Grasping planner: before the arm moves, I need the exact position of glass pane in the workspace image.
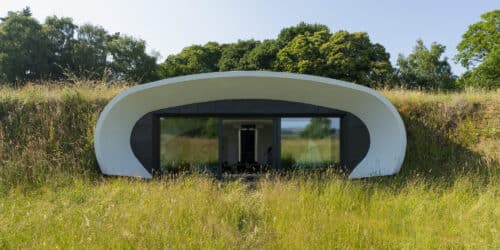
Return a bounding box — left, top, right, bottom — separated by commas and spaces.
160, 117, 218, 173
281, 117, 340, 169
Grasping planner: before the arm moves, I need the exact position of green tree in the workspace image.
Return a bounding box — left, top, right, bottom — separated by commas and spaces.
71, 24, 109, 79
0, 7, 163, 83
274, 30, 329, 74
239, 39, 279, 70
107, 35, 159, 82
217, 39, 259, 71
275, 30, 393, 86
321, 31, 393, 86
455, 10, 499, 88
458, 48, 499, 88
159, 42, 222, 77
0, 8, 51, 83
43, 16, 78, 79
397, 39, 456, 89
276, 22, 330, 47
300, 118, 332, 139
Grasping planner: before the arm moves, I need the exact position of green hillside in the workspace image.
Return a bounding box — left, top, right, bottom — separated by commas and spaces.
0, 84, 498, 248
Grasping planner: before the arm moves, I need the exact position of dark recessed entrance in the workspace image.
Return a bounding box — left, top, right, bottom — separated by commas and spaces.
239, 128, 256, 163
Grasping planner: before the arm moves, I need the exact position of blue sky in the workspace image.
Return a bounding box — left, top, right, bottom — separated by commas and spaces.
1, 1, 498, 75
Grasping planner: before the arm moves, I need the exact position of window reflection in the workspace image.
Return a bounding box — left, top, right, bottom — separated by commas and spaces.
160, 117, 218, 172
281, 117, 340, 169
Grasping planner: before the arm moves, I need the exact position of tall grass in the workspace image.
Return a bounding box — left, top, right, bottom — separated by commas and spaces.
0, 83, 498, 248
0, 175, 497, 248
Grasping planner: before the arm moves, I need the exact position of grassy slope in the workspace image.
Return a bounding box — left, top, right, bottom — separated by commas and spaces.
0, 84, 498, 248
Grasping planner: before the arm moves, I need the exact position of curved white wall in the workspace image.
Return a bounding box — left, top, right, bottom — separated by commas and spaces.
94, 71, 406, 179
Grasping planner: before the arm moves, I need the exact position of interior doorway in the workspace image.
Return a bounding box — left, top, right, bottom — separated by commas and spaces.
239, 127, 257, 163
221, 118, 274, 173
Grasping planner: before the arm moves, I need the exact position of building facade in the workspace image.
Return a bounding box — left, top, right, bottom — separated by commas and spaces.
94, 71, 406, 179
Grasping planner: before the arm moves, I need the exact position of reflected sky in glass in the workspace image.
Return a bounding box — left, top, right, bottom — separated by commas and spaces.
281, 118, 340, 129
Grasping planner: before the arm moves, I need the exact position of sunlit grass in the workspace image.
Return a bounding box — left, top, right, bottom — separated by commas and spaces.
0, 174, 497, 249
0, 81, 126, 102
380, 86, 500, 105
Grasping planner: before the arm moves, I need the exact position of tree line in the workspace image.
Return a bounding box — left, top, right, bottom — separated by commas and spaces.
0, 7, 498, 89
0, 7, 158, 83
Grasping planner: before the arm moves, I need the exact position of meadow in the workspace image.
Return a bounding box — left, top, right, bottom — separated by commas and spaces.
0, 83, 498, 249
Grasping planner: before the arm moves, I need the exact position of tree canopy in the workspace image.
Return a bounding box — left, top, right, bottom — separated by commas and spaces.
160, 25, 394, 88
320, 31, 393, 86
300, 118, 333, 139
276, 22, 330, 47
275, 30, 330, 75
0, 7, 159, 84
0, 8, 51, 82
217, 39, 260, 71
397, 40, 456, 89
43, 15, 78, 79
158, 42, 222, 78
455, 10, 499, 88
239, 39, 279, 70
107, 35, 158, 82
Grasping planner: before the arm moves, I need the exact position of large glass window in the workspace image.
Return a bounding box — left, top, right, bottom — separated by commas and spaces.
281, 117, 340, 169
160, 117, 218, 173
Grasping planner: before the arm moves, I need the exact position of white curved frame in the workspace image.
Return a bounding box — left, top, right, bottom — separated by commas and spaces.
94, 71, 406, 179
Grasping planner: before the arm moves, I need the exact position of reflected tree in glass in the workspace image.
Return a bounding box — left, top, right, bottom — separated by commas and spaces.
281, 117, 340, 169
